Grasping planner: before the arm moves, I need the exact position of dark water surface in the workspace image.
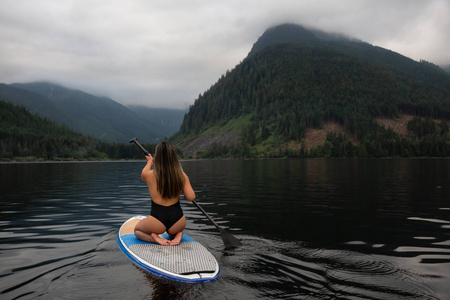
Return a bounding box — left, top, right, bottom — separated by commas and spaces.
1, 159, 449, 299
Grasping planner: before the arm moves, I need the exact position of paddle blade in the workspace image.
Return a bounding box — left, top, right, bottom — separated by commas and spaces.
219, 227, 242, 248
191, 201, 242, 248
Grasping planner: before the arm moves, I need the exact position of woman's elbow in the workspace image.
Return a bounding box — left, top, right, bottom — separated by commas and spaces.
184, 192, 196, 202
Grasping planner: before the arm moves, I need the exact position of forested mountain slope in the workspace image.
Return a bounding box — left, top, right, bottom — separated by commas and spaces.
0, 83, 184, 143
0, 100, 106, 160
6, 82, 159, 143
173, 24, 450, 158
0, 100, 155, 161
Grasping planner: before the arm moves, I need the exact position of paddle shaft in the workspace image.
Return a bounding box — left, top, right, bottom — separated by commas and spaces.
191, 200, 222, 230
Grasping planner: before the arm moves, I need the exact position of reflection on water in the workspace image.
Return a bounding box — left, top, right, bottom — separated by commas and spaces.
0, 159, 449, 299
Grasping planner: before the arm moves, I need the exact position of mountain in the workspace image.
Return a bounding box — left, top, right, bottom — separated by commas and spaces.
443, 65, 450, 74
0, 82, 183, 143
248, 24, 450, 90
0, 83, 69, 121
127, 105, 186, 139
0, 99, 105, 160
173, 23, 450, 158
9, 82, 158, 143
248, 23, 355, 56
0, 99, 158, 161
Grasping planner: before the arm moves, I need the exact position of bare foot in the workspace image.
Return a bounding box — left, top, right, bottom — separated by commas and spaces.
151, 233, 171, 246
169, 232, 183, 246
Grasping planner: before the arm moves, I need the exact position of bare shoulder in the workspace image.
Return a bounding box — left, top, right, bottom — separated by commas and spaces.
142, 169, 155, 181
183, 172, 191, 181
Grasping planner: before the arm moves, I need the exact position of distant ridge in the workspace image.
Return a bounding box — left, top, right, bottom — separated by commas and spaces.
127, 105, 186, 139
0, 82, 185, 143
0, 99, 158, 161
443, 65, 450, 74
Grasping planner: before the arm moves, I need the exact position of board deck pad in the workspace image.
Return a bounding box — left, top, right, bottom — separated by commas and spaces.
117, 216, 220, 282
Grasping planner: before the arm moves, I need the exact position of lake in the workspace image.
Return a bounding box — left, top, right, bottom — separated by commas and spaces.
0, 159, 449, 299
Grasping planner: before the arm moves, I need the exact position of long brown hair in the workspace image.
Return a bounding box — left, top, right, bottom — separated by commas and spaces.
153, 141, 184, 199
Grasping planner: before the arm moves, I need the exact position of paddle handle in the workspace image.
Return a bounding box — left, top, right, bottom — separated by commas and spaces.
129, 137, 150, 156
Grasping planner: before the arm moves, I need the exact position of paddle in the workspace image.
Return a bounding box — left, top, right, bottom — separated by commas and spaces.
190, 200, 242, 248
129, 138, 242, 248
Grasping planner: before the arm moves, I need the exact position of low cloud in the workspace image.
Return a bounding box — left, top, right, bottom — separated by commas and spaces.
1, 0, 448, 108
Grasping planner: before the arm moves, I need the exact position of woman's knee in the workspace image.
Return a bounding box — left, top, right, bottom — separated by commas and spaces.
134, 222, 148, 235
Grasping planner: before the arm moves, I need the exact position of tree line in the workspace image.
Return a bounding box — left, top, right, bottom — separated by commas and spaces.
194, 117, 449, 159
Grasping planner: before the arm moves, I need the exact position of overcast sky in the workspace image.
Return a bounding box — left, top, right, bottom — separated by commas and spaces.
1, 0, 449, 109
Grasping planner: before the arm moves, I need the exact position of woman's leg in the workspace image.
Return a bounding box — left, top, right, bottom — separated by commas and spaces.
134, 216, 170, 246
167, 215, 186, 246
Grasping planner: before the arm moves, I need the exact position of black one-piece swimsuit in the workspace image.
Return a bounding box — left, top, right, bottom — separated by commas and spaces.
150, 200, 183, 230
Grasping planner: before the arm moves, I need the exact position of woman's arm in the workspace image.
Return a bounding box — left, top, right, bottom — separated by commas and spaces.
141, 154, 153, 181
182, 172, 196, 201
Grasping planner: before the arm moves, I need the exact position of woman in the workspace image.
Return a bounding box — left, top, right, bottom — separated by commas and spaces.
134, 141, 195, 246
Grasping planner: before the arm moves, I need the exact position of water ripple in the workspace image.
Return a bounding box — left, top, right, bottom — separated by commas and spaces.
221, 238, 441, 300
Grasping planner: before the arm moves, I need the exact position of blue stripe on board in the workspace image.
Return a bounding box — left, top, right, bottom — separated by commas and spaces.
120, 232, 197, 247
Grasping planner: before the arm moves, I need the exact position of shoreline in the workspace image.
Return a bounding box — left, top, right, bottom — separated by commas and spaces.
1, 156, 449, 165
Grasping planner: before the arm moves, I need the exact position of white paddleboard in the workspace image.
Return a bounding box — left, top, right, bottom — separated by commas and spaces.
117, 216, 220, 282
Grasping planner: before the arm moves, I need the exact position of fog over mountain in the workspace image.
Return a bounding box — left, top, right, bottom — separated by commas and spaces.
1, 1, 448, 108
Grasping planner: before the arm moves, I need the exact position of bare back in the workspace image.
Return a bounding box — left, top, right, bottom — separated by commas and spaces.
142, 169, 195, 206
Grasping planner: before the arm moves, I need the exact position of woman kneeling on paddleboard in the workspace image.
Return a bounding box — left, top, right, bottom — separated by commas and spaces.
135, 141, 195, 246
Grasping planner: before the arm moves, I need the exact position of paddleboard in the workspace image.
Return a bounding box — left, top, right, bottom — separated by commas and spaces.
117, 216, 220, 282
